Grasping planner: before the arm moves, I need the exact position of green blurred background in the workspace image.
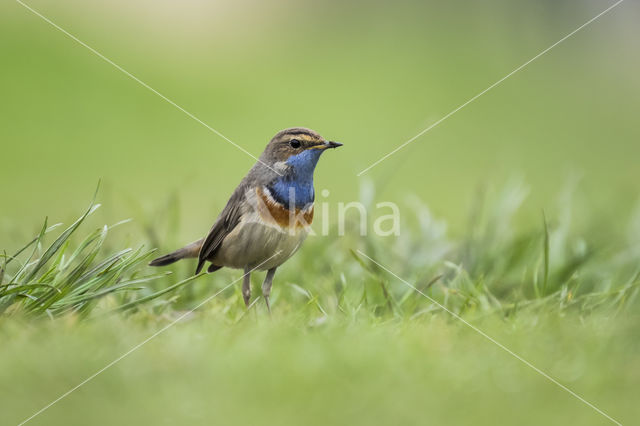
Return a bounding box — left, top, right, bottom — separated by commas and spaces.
1, 0, 638, 245
1, 1, 639, 425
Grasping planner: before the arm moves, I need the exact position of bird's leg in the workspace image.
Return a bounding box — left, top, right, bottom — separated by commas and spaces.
242, 267, 251, 308
261, 267, 277, 313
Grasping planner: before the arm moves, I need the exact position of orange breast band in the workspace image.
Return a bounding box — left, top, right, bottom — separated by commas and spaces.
256, 187, 314, 229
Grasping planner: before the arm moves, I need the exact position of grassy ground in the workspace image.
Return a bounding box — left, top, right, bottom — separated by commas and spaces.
2, 314, 638, 426
1, 185, 639, 425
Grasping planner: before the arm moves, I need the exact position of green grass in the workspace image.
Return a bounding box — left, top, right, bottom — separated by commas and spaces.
1, 184, 639, 425
0, 196, 211, 319
0, 195, 160, 318
3, 183, 637, 321
2, 309, 639, 425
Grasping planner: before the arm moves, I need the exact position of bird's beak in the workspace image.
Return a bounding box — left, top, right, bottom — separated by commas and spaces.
311, 140, 343, 150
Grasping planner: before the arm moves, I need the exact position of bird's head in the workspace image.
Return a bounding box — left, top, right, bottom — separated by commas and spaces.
260, 127, 342, 177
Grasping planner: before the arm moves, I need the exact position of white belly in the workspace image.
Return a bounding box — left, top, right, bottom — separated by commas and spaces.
211, 218, 309, 271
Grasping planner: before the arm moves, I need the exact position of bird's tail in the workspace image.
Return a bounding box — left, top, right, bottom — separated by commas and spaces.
149, 239, 203, 267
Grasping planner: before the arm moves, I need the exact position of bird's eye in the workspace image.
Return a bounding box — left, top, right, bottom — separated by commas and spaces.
289, 139, 301, 149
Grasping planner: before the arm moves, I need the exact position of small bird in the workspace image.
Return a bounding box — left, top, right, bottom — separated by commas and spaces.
149, 127, 342, 311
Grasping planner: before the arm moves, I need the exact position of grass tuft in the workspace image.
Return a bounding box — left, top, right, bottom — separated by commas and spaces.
0, 198, 164, 318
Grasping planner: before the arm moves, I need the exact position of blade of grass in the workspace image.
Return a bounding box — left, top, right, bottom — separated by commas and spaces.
0, 283, 61, 296
5, 222, 62, 266
110, 273, 207, 314
11, 218, 48, 284
542, 211, 550, 296
23, 203, 100, 283
61, 272, 171, 305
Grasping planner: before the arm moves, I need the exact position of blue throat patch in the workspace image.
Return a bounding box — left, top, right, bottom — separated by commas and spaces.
268, 149, 324, 208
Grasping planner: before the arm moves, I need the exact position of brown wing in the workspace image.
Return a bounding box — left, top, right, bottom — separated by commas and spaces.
195, 186, 247, 274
